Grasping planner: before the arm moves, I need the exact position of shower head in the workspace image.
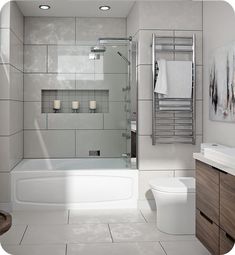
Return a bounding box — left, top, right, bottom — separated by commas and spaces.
117, 51, 130, 65
90, 45, 106, 53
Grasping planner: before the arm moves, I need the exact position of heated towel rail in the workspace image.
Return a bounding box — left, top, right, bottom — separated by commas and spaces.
151, 34, 196, 145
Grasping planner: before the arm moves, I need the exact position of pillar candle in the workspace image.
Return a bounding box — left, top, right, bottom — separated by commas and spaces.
72, 101, 79, 110
89, 100, 97, 110
53, 100, 61, 110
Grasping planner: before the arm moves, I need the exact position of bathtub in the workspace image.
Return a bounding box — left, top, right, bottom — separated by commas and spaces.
11, 159, 138, 210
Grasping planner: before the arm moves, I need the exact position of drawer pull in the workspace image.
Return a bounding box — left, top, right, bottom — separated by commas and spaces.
200, 211, 213, 224
226, 233, 235, 243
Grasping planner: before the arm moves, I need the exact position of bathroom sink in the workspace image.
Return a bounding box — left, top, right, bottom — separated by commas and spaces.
204, 147, 235, 169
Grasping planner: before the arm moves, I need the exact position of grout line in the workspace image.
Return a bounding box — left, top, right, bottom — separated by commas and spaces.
107, 224, 114, 243
19, 225, 28, 245
159, 241, 168, 255
65, 243, 68, 255
67, 210, 70, 224
0, 130, 23, 138
139, 209, 148, 223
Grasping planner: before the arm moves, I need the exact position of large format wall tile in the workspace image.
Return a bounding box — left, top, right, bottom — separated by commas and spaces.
0, 101, 23, 136
76, 130, 126, 157
0, 2, 24, 42
76, 18, 126, 44
24, 102, 47, 130
24, 130, 76, 158
0, 136, 10, 171
24, 45, 47, 73
104, 102, 126, 129
48, 114, 103, 130
9, 2, 24, 42
25, 17, 75, 45
76, 74, 127, 101
9, 131, 23, 167
138, 135, 202, 170
9, 101, 23, 135
0, 132, 23, 171
137, 65, 152, 100
138, 101, 152, 136
0, 2, 10, 29
48, 46, 94, 73
0, 65, 23, 100
10, 30, 23, 71
24, 74, 75, 101
139, 1, 202, 30
0, 173, 11, 202
0, 29, 10, 63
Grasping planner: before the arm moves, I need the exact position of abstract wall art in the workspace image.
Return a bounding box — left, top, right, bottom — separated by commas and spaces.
209, 43, 235, 122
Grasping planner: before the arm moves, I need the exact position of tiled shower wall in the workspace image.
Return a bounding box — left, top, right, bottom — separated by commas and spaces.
127, 1, 203, 209
0, 2, 23, 208
23, 17, 128, 158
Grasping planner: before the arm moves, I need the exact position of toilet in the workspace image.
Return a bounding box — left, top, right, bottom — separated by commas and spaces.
149, 177, 195, 235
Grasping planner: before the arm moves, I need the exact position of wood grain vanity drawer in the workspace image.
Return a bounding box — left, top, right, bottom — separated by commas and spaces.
220, 229, 234, 255
220, 171, 235, 239
196, 161, 219, 225
196, 209, 219, 255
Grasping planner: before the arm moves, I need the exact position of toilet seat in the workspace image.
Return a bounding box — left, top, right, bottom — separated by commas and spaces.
149, 177, 195, 193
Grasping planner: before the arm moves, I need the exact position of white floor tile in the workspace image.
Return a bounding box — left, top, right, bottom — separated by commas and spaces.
21, 224, 112, 244
160, 240, 211, 255
0, 225, 27, 245
69, 210, 145, 224
67, 242, 166, 255
2, 244, 66, 255
12, 211, 69, 225
109, 223, 196, 243
140, 209, 156, 223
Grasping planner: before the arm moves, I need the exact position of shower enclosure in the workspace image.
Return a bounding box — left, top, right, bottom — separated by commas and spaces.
12, 36, 138, 210
87, 37, 134, 168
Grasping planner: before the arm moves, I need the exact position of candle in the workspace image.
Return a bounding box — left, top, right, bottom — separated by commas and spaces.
89, 100, 97, 110
53, 100, 61, 110
72, 101, 79, 110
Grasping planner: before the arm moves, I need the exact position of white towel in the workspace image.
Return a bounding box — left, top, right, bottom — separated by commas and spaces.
166, 61, 192, 98
154, 59, 168, 95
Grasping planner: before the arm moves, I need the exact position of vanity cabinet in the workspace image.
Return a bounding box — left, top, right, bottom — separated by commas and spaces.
196, 160, 235, 255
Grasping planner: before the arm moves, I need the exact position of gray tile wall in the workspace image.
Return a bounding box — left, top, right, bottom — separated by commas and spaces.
0, 2, 24, 207
127, 1, 203, 209
23, 17, 128, 158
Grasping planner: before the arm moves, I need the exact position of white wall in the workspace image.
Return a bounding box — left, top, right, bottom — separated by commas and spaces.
0, 1, 24, 210
203, 1, 235, 147
127, 1, 203, 209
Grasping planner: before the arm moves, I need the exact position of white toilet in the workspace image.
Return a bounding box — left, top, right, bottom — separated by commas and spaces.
149, 177, 195, 235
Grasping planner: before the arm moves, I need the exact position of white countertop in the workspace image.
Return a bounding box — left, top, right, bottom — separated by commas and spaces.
193, 153, 235, 176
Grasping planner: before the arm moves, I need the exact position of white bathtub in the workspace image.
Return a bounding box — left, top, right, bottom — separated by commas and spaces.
11, 159, 138, 210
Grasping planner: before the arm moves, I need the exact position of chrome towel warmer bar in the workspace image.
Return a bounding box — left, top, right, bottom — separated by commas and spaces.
151, 34, 196, 145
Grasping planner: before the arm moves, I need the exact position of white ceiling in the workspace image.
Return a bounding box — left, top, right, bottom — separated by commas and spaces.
16, 0, 135, 17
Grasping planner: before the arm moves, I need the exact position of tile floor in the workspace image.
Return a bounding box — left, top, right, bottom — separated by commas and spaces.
0, 209, 211, 255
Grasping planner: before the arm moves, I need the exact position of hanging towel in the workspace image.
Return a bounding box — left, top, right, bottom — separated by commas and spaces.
166, 61, 192, 98
154, 59, 168, 95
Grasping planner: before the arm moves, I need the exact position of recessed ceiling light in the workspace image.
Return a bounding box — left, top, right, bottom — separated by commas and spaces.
99, 5, 111, 11
39, 5, 50, 10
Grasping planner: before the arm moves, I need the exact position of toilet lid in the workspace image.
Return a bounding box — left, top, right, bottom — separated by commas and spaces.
149, 177, 195, 193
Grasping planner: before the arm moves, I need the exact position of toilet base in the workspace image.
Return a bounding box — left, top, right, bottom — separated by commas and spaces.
152, 189, 195, 235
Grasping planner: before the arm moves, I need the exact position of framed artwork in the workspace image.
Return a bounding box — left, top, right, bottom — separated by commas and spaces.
209, 43, 235, 122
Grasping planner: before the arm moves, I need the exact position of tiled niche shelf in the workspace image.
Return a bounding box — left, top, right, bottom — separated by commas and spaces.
41, 90, 109, 113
